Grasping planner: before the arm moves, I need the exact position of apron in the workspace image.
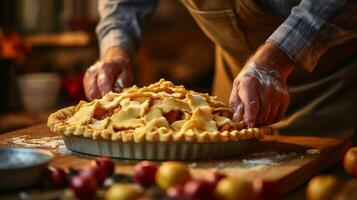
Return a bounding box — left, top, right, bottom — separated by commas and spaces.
181, 0, 357, 138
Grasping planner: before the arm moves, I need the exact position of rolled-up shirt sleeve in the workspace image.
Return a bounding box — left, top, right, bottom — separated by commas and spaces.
96, 0, 159, 58
267, 0, 357, 71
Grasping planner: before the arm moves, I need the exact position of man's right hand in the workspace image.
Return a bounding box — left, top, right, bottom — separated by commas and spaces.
83, 47, 134, 101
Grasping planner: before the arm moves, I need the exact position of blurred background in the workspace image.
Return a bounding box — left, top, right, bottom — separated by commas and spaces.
0, 0, 214, 133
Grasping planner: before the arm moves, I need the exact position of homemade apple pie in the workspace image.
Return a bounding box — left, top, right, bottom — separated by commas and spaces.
48, 79, 270, 143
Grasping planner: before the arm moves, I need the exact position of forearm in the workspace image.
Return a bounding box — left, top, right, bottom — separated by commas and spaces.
96, 0, 159, 59
267, 0, 357, 71
248, 42, 296, 80
102, 47, 130, 64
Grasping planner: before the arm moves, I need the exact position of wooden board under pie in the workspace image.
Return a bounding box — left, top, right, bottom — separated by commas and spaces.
0, 124, 350, 198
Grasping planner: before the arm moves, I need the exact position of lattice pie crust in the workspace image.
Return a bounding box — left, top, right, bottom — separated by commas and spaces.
48, 79, 270, 143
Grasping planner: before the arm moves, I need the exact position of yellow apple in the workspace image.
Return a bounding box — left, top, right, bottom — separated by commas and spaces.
214, 177, 253, 200
332, 179, 357, 200
155, 161, 191, 190
343, 147, 357, 175
306, 175, 340, 200
106, 183, 143, 200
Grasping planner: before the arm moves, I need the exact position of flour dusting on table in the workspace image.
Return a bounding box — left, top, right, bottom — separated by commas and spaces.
242, 151, 300, 167
189, 151, 303, 172
5, 136, 69, 153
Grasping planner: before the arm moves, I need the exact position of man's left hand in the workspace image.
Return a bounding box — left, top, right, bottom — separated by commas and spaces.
229, 42, 296, 127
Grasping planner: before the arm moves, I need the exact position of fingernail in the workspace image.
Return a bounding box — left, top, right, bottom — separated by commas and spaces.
233, 112, 238, 121
248, 122, 254, 128
116, 79, 124, 89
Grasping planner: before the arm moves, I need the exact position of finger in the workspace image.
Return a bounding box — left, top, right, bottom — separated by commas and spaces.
113, 79, 124, 93
229, 80, 240, 111
257, 101, 271, 126
229, 81, 244, 121
97, 63, 120, 96
114, 68, 134, 92
233, 103, 244, 121
256, 90, 270, 124
120, 69, 134, 87
256, 88, 272, 125
265, 100, 280, 125
273, 92, 289, 123
83, 69, 101, 100
239, 80, 260, 128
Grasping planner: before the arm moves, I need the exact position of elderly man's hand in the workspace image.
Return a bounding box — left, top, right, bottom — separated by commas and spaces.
83, 47, 134, 100
229, 42, 296, 127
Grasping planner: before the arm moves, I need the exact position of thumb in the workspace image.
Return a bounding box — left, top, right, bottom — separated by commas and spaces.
239, 81, 260, 128
114, 69, 134, 93
229, 84, 244, 121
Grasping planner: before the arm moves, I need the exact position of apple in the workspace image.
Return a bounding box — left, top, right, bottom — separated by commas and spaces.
306, 175, 340, 200
105, 183, 143, 200
214, 177, 253, 200
69, 174, 97, 200
332, 179, 357, 200
47, 167, 67, 187
207, 171, 226, 187
166, 185, 186, 200
135, 197, 153, 200
93, 157, 115, 177
155, 162, 191, 189
79, 166, 107, 187
134, 161, 158, 186
343, 147, 357, 175
183, 179, 215, 200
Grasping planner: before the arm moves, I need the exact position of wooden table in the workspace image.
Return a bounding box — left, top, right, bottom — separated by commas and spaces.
0, 124, 351, 199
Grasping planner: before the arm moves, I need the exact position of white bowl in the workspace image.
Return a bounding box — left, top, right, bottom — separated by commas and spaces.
17, 73, 60, 113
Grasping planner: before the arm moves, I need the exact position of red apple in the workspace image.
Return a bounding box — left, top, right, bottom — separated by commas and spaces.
184, 179, 215, 200
69, 175, 97, 200
93, 157, 115, 177
166, 185, 186, 200
134, 161, 158, 186
135, 197, 153, 200
47, 167, 67, 187
207, 171, 226, 187
79, 166, 107, 187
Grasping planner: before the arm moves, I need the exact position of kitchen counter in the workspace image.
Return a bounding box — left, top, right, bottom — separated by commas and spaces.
0, 124, 351, 200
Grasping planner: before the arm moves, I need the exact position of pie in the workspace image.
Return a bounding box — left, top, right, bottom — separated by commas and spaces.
48, 79, 270, 143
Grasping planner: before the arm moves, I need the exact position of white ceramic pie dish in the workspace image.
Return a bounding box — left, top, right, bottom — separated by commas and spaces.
62, 135, 260, 160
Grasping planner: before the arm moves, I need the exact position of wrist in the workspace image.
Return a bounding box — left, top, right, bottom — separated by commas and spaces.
102, 47, 130, 65
249, 42, 296, 79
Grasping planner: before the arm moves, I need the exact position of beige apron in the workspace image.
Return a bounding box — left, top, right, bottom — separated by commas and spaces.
181, 0, 357, 137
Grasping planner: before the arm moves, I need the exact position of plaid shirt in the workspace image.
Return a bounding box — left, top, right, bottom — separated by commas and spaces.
96, 0, 357, 71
